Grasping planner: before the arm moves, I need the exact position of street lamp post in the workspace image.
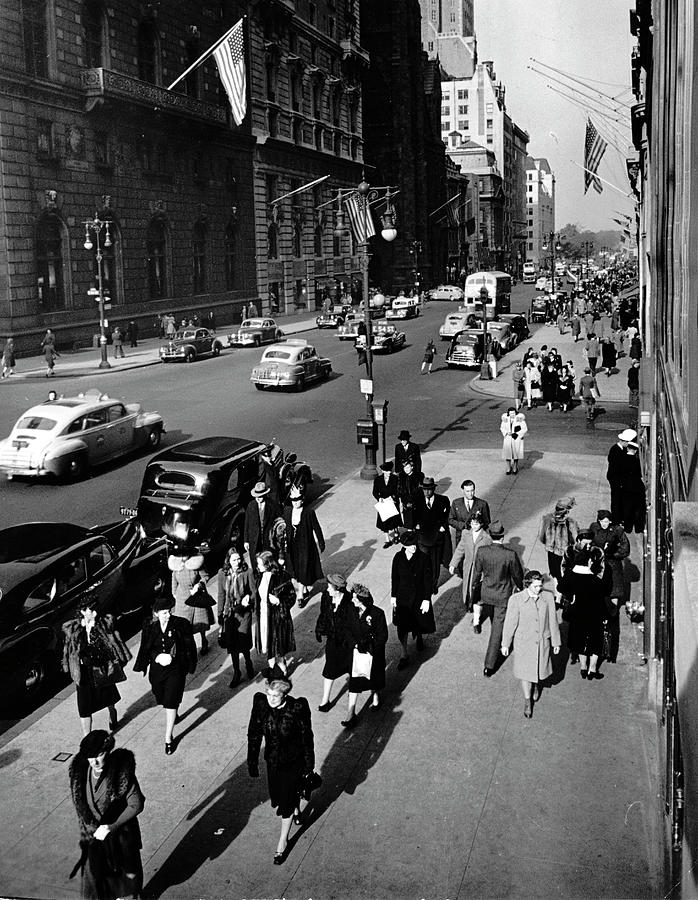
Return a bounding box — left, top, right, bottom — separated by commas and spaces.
582, 241, 593, 282
542, 231, 562, 296
478, 284, 490, 381
83, 215, 112, 369
410, 240, 423, 297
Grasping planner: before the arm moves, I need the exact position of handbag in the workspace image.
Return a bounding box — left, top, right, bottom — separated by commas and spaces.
375, 497, 400, 523
351, 648, 373, 679
185, 582, 215, 609
300, 770, 323, 801
92, 659, 126, 689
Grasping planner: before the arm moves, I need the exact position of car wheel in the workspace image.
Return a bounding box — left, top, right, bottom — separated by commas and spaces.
66, 453, 88, 482
295, 376, 305, 392
185, 350, 196, 363
212, 343, 221, 357
148, 427, 162, 449
21, 653, 50, 700
324, 366, 332, 379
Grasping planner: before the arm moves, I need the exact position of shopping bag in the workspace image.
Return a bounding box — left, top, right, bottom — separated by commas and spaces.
351, 648, 373, 679
374, 497, 400, 522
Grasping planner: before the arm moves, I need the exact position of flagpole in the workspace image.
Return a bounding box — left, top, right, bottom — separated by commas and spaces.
270, 175, 331, 205
570, 160, 633, 197
428, 193, 461, 218
166, 17, 244, 91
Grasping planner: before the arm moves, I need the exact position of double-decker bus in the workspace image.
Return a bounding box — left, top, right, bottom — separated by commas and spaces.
462, 271, 512, 318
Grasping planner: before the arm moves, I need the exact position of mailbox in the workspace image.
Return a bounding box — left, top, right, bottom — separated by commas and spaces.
356, 418, 378, 447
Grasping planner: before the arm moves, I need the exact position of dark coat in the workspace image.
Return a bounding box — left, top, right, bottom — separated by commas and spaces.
606, 443, 628, 488
372, 472, 401, 531
589, 521, 629, 599
315, 589, 354, 678
394, 440, 422, 474
448, 496, 491, 546
540, 367, 559, 403
346, 605, 389, 691
397, 469, 424, 528
247, 693, 315, 773
391, 549, 435, 635
254, 569, 296, 657
471, 542, 524, 607
133, 615, 197, 676
218, 564, 256, 651
62, 614, 132, 686
243, 497, 283, 564
558, 566, 610, 657
282, 506, 325, 586
414, 492, 452, 557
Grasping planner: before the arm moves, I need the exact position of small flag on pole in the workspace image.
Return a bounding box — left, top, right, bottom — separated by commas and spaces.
345, 193, 376, 244
584, 118, 607, 195
213, 18, 246, 125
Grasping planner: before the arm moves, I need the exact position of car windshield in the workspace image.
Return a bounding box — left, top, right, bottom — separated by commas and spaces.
15, 416, 57, 431
241, 320, 263, 328
175, 330, 196, 339
454, 333, 478, 346
263, 350, 292, 361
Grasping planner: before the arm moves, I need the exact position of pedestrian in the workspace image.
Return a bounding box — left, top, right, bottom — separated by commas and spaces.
391, 531, 435, 669
1, 337, 15, 377
62, 603, 131, 736
342, 583, 389, 728
247, 674, 315, 864
134, 589, 197, 754
68, 730, 145, 900
601, 336, 617, 376
471, 521, 524, 677
537, 498, 579, 593
584, 334, 599, 376
621, 441, 646, 533
556, 311, 567, 335
578, 367, 600, 422
281, 485, 325, 608
254, 550, 296, 676
44, 342, 59, 377
501, 571, 561, 718
511, 359, 525, 411
243, 481, 283, 575
628, 360, 640, 409
112, 326, 125, 358
558, 543, 610, 681
449, 511, 493, 629
41, 328, 55, 349
523, 360, 541, 409
372, 460, 402, 548
218, 548, 256, 688
414, 476, 452, 594
589, 510, 630, 663
208, 309, 216, 332
397, 459, 423, 530
248, 300, 259, 317
315, 573, 354, 711
557, 365, 573, 413
448, 478, 491, 552
500, 407, 527, 475
599, 311, 612, 341
613, 327, 625, 357
394, 429, 422, 475
571, 313, 582, 342
584, 311, 595, 339
421, 339, 437, 374
607, 429, 636, 523
629, 333, 643, 361
169, 550, 213, 655
166, 315, 176, 339
126, 320, 138, 348
541, 362, 559, 412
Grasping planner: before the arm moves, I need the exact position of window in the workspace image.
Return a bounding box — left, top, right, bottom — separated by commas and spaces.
291, 71, 302, 112
486, 103, 493, 113
22, 0, 48, 78
184, 42, 200, 99
146, 217, 168, 300
441, 106, 449, 117
267, 223, 278, 260
224, 220, 236, 290
312, 83, 322, 119
265, 57, 277, 103
427, 41, 434, 51
486, 119, 493, 129
328, 16, 335, 37
36, 214, 67, 310
192, 221, 207, 294
107, 403, 126, 421
529, 219, 533, 226
457, 89, 468, 100
293, 219, 302, 258
529, 242, 533, 250
486, 135, 493, 144
87, 543, 114, 577
94, 131, 112, 168
308, 2, 316, 25
458, 105, 467, 114
458, 120, 469, 130
137, 21, 160, 84
314, 225, 323, 258
37, 119, 56, 160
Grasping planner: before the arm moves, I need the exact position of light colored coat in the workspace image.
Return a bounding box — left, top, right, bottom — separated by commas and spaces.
500, 412, 528, 460
501, 588, 561, 683
450, 529, 493, 606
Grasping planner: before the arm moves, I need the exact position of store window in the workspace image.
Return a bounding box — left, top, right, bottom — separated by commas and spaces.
36, 213, 68, 310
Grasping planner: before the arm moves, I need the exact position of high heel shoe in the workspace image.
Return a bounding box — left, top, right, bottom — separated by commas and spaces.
273, 846, 288, 865
293, 810, 303, 825
165, 740, 176, 755
341, 714, 357, 729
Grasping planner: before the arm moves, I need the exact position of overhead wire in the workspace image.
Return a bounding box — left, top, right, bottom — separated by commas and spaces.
529, 57, 633, 108
529, 64, 632, 118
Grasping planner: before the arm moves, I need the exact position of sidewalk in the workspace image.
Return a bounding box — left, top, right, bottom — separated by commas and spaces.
0, 314, 319, 382
0, 447, 663, 899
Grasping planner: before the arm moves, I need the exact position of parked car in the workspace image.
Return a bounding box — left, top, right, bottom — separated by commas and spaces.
160, 327, 224, 362
0, 519, 166, 707
250, 339, 332, 392
487, 321, 517, 355
0, 391, 165, 482
497, 313, 530, 343
386, 298, 420, 320
337, 318, 366, 341
316, 305, 354, 328
227, 318, 284, 348
439, 311, 477, 341
445, 329, 495, 368
356, 322, 406, 353
535, 276, 548, 291
428, 284, 464, 301
136, 435, 276, 569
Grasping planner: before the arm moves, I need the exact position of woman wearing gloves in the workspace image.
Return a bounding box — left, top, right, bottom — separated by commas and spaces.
391, 532, 435, 670
218, 548, 256, 688
315, 573, 354, 711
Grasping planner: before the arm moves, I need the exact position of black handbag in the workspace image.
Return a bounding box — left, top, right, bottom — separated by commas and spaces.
92, 659, 126, 689
300, 770, 322, 801
185, 582, 215, 609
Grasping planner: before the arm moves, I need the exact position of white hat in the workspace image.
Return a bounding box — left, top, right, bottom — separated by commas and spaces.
618, 428, 637, 442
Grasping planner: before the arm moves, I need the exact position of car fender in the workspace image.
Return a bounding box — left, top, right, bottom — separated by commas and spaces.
135, 411, 164, 430
43, 438, 89, 464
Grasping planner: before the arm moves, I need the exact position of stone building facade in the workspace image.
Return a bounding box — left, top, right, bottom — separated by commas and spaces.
524, 156, 555, 270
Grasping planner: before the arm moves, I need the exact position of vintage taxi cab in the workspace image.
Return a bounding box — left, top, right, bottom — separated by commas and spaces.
227, 318, 284, 348
160, 327, 224, 362
0, 391, 164, 481
337, 318, 365, 341
386, 297, 420, 320
250, 339, 332, 391
445, 329, 495, 368
428, 284, 464, 302
356, 322, 406, 354
316, 305, 354, 329
439, 311, 477, 341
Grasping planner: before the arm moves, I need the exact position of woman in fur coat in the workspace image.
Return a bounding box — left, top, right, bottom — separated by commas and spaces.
254, 551, 296, 676
68, 729, 145, 900
537, 497, 579, 592
170, 551, 213, 655
281, 486, 325, 608
218, 547, 256, 688
62, 606, 132, 736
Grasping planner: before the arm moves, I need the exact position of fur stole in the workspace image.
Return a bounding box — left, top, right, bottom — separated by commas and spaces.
61, 615, 132, 685
69, 748, 136, 840
539, 513, 579, 556
168, 554, 204, 572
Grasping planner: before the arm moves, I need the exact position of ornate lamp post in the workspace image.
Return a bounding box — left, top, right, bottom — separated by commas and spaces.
542, 232, 562, 295
478, 284, 491, 381
83, 215, 112, 369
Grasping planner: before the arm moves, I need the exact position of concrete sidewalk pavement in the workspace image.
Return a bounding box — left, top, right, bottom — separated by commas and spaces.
0, 446, 663, 899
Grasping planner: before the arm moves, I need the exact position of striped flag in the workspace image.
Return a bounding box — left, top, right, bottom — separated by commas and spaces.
584, 118, 607, 194
213, 18, 246, 125
446, 197, 460, 227
345, 193, 376, 244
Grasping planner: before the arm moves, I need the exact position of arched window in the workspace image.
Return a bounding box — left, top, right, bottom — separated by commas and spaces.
192, 221, 207, 294
82, 0, 105, 68
314, 225, 323, 258
267, 224, 278, 260
146, 217, 168, 300
224, 220, 236, 290
137, 21, 160, 84
22, 0, 48, 78
92, 218, 121, 304
36, 214, 68, 310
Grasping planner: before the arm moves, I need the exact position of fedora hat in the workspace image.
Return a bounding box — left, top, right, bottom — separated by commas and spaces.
251, 481, 270, 498
489, 520, 505, 539
421, 476, 436, 489
398, 429, 411, 441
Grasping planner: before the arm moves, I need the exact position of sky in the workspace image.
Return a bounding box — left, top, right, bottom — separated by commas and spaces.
474, 0, 635, 232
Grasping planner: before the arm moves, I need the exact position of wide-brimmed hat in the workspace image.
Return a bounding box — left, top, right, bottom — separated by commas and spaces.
79, 729, 114, 759
597, 509, 612, 521
555, 496, 576, 512
380, 461, 394, 472
398, 429, 411, 441
400, 531, 417, 546
251, 481, 270, 498
422, 476, 436, 489
489, 520, 505, 539
618, 428, 637, 442
153, 594, 175, 612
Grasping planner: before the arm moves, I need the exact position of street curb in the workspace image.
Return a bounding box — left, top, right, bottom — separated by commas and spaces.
467, 372, 632, 407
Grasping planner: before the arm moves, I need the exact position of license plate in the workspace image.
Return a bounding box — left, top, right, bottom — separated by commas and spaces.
120, 506, 138, 517
12, 440, 28, 450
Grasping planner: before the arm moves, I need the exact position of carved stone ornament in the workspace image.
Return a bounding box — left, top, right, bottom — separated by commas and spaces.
101, 194, 112, 210
45, 189, 58, 208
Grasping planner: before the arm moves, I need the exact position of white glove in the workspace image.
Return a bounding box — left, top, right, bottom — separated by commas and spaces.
419, 600, 430, 614
500, 646, 510, 657
93, 825, 111, 841
155, 653, 172, 666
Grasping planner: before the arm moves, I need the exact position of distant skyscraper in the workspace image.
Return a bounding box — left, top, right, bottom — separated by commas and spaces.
419, 0, 477, 78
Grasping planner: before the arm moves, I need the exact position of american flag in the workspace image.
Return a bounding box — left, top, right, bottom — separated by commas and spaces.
345, 193, 376, 244
213, 19, 246, 126
446, 197, 460, 227
584, 118, 607, 195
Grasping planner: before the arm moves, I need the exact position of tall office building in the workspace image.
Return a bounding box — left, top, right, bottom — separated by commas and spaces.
525, 158, 555, 270
419, 0, 477, 78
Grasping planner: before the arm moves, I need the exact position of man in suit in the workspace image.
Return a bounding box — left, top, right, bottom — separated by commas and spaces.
414, 476, 452, 593
243, 482, 282, 576
606, 428, 635, 524
394, 429, 422, 476
448, 479, 492, 551
471, 520, 524, 676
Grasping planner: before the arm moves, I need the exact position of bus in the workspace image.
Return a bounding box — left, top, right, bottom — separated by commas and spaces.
522, 262, 537, 284
462, 271, 512, 319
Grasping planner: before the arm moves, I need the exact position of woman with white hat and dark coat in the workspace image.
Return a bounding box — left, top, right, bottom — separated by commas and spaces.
372, 460, 401, 548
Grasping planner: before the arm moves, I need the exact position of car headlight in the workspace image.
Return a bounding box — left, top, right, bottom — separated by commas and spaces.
172, 521, 189, 541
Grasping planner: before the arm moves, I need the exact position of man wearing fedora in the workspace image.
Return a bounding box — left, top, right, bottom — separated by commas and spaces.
414, 476, 452, 594
606, 428, 636, 524
244, 482, 283, 576
394, 429, 422, 476
471, 521, 524, 676
448, 479, 492, 552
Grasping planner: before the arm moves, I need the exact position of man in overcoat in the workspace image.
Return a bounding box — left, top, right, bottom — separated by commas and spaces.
394, 429, 422, 476
243, 482, 282, 576
414, 476, 452, 593
390, 532, 434, 669
471, 521, 524, 676
448, 479, 491, 552
606, 428, 636, 524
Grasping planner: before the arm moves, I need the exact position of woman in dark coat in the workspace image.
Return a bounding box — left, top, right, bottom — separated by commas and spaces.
372, 460, 402, 547
218, 548, 256, 688
315, 573, 354, 711
558, 545, 611, 680
133, 592, 197, 754
628, 360, 640, 409
68, 730, 145, 900
247, 675, 315, 864
589, 510, 630, 663
342, 584, 389, 729
62, 606, 132, 736
556, 365, 573, 413
540, 363, 559, 411
254, 551, 296, 675
601, 337, 617, 376
391, 532, 434, 669
621, 442, 646, 533
281, 486, 325, 608
397, 459, 423, 529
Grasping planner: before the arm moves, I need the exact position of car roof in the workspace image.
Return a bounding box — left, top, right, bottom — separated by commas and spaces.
16, 397, 125, 423
151, 436, 263, 466
0, 523, 96, 596
241, 319, 265, 326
